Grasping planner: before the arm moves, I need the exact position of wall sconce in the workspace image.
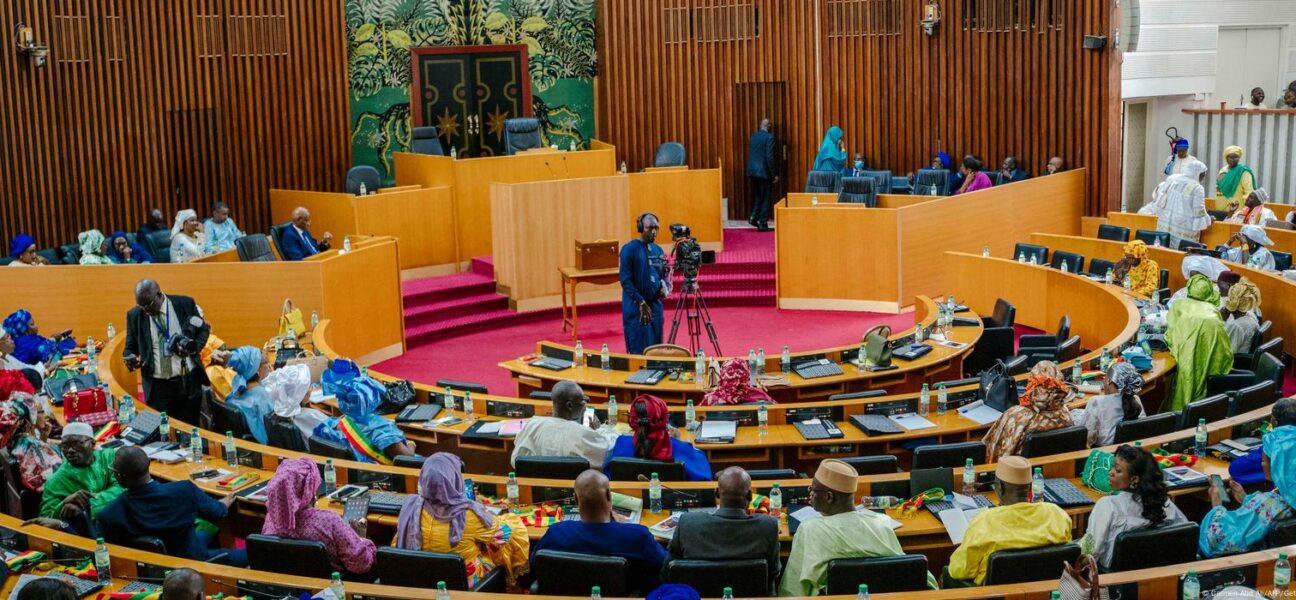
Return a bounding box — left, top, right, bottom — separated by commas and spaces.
13, 23, 49, 67
921, 0, 942, 36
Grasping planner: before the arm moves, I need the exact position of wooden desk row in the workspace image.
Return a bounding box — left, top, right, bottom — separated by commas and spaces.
1106, 211, 1296, 259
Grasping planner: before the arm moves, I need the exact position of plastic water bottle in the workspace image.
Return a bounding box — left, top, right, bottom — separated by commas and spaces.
607, 394, 618, 426
649, 472, 662, 513
781, 345, 791, 374
286, 326, 298, 346
1031, 467, 1044, 503
1029, 254, 1038, 265
94, 537, 111, 583
857, 340, 867, 372
574, 340, 584, 366
1194, 418, 1208, 455
915, 322, 925, 342
591, 585, 603, 600
861, 495, 900, 509
86, 335, 96, 365
769, 482, 783, 518
982, 245, 990, 258
619, 161, 627, 174
324, 459, 337, 494
963, 458, 976, 495
1072, 359, 1082, 383
360, 365, 368, 379
857, 584, 870, 600
747, 349, 758, 385
1104, 269, 1114, 285
436, 581, 451, 600
118, 393, 135, 424
685, 399, 696, 426
1060, 261, 1069, 273
224, 431, 237, 467
158, 411, 169, 440
106, 322, 116, 339
918, 384, 930, 417
343, 236, 352, 253
937, 384, 948, 415
1183, 570, 1200, 599
442, 386, 456, 411
1123, 275, 1132, 291
811, 195, 820, 205
601, 344, 610, 371
358, 182, 367, 196
463, 391, 475, 420
757, 399, 769, 436
450, 146, 458, 159
756, 347, 766, 376
189, 427, 203, 463
506, 471, 519, 505
1276, 553, 1291, 590
722, 587, 735, 600
311, 310, 320, 329
569, 140, 577, 152
1018, 251, 1026, 262
695, 350, 706, 388
329, 572, 345, 599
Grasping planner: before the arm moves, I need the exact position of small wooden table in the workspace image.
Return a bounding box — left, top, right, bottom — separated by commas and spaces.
559, 266, 620, 338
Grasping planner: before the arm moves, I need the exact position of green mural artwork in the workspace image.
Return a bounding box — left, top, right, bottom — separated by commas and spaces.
346, 0, 597, 183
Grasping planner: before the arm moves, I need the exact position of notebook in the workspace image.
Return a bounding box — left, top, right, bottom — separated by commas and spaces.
888, 413, 937, 430
696, 420, 737, 443
956, 400, 1003, 425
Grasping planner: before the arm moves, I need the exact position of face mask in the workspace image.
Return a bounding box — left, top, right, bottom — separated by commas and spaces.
854, 161, 864, 169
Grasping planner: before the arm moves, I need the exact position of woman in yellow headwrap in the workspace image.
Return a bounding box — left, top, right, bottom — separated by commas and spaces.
1217, 146, 1257, 208
1112, 240, 1160, 296
1222, 278, 1261, 354
1163, 274, 1234, 411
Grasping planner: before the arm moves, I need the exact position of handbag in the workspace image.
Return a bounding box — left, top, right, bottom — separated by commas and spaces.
286, 353, 329, 383
63, 387, 115, 427
278, 298, 306, 337
1058, 555, 1110, 600
979, 359, 1014, 410
861, 325, 893, 368
374, 380, 416, 414
1081, 448, 1115, 494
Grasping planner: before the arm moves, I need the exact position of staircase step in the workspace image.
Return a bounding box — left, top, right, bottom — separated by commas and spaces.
402, 273, 496, 305
470, 256, 494, 278
404, 294, 511, 327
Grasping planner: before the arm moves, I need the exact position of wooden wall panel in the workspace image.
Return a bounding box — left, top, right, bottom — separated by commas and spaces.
595, 0, 1120, 219
0, 0, 349, 247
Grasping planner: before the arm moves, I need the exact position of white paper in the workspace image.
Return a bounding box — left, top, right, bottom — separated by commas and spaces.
939, 506, 987, 545
791, 505, 822, 523
888, 413, 937, 431
698, 420, 737, 441
951, 492, 979, 510
308, 390, 335, 404
475, 421, 503, 435
957, 400, 1003, 425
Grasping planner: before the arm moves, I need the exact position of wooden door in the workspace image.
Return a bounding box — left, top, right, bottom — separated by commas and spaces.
734, 82, 787, 220
411, 45, 532, 158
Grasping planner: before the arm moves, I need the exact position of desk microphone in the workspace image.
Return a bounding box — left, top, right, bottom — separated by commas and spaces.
543, 160, 557, 178
637, 473, 698, 499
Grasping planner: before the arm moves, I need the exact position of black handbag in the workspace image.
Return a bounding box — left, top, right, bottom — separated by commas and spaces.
374, 380, 416, 414
979, 359, 1015, 412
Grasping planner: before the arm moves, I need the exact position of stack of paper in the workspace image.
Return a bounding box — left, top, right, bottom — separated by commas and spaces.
938, 493, 990, 544
697, 420, 737, 443
957, 400, 1003, 425
888, 413, 937, 430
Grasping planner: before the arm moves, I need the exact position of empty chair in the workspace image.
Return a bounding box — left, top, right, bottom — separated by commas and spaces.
912, 441, 986, 470
1012, 242, 1048, 264
889, 175, 912, 195
912, 169, 949, 196
143, 230, 173, 264
235, 234, 276, 262
263, 414, 306, 452
982, 298, 1017, 328
1018, 316, 1071, 363
607, 457, 686, 481
664, 558, 769, 597
860, 169, 892, 194
985, 171, 1004, 186
410, 126, 445, 156
1134, 229, 1170, 248
515, 456, 590, 502
1274, 250, 1293, 272
376, 547, 504, 592
1229, 381, 1277, 416
1266, 518, 1296, 549
1179, 394, 1229, 429
1113, 413, 1178, 444
1109, 522, 1200, 571
837, 455, 899, 475
504, 117, 543, 155
804, 170, 841, 194
435, 379, 489, 394
1021, 425, 1088, 458
58, 243, 81, 264
1050, 250, 1084, 273
247, 534, 332, 578
533, 550, 630, 596
1236, 337, 1282, 373
345, 165, 381, 195
308, 434, 354, 461
825, 554, 930, 594
839, 176, 877, 206
393, 454, 426, 469
1097, 224, 1130, 242
966, 299, 1016, 376
1089, 257, 1115, 278
653, 142, 687, 167
1179, 239, 1207, 253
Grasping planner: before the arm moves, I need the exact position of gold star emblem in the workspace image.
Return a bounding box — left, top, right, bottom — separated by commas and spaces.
486, 106, 510, 141
436, 106, 460, 143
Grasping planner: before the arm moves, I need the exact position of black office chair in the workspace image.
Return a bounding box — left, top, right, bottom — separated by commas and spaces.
608, 457, 686, 481
837, 455, 900, 475
985, 171, 1004, 186
247, 534, 332, 578
435, 379, 489, 394
1097, 224, 1130, 242
393, 454, 426, 468
58, 243, 81, 264
268, 222, 292, 259
984, 543, 1080, 585
533, 550, 630, 596
1089, 257, 1116, 278
1109, 522, 1200, 571
982, 298, 1017, 328
1004, 354, 1030, 375
125, 536, 167, 554
235, 234, 276, 262
1018, 316, 1072, 363
825, 555, 930, 594
966, 299, 1017, 376
1050, 250, 1084, 273
1159, 268, 1170, 290
1135, 229, 1171, 248
860, 169, 892, 194
1229, 381, 1277, 417
664, 558, 769, 597
1019, 334, 1081, 365
1266, 518, 1296, 549
912, 169, 949, 196
410, 126, 445, 156
1021, 425, 1088, 458
1236, 337, 1282, 372
209, 398, 255, 441
839, 177, 877, 207
653, 142, 687, 167
1179, 239, 1207, 253
912, 441, 986, 470
376, 547, 503, 591
1209, 352, 1283, 397
345, 165, 381, 195
748, 469, 800, 480
515, 456, 590, 502
528, 391, 552, 400
308, 435, 355, 461
35, 248, 61, 265
144, 230, 173, 264
1012, 242, 1049, 264
1113, 413, 1178, 444
503, 117, 543, 155
1179, 394, 1229, 429
827, 390, 888, 401
1253, 352, 1285, 393
1274, 250, 1294, 272
804, 170, 841, 194
263, 414, 306, 452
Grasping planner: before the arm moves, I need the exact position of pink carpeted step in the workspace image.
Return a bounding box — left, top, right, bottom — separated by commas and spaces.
470, 256, 494, 278
402, 272, 497, 305
404, 293, 511, 327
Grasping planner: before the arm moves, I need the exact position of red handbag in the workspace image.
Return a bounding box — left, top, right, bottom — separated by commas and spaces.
63, 388, 115, 426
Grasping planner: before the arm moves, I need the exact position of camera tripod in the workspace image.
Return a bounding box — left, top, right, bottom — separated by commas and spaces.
667, 277, 722, 356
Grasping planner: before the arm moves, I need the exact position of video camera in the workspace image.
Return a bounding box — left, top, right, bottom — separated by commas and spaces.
668, 223, 716, 284
167, 316, 208, 358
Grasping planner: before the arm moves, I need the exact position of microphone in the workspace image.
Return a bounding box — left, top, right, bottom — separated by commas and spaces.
637, 473, 698, 499
543, 160, 557, 178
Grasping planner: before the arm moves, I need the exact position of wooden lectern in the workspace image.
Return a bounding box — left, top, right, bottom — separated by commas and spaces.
561, 239, 622, 338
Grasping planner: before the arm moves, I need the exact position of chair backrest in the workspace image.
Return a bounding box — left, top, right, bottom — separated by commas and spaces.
307, 435, 354, 460
1159, 268, 1169, 290
804, 170, 841, 194
268, 222, 292, 259
985, 543, 1080, 585
837, 455, 899, 475
1134, 229, 1171, 247
1021, 425, 1088, 458
504, 117, 543, 155
393, 454, 426, 469
410, 126, 445, 156
1004, 354, 1029, 375
608, 457, 686, 481
1110, 522, 1200, 571
653, 142, 687, 167
209, 397, 253, 440
1274, 250, 1294, 272
839, 176, 877, 207
665, 558, 768, 597
246, 534, 332, 578
1057, 335, 1082, 362
748, 469, 800, 480
1266, 517, 1296, 549
235, 234, 276, 262
345, 165, 381, 195
125, 536, 168, 554
376, 547, 468, 590
263, 414, 306, 452
913, 169, 949, 196
1254, 335, 1282, 360
1178, 239, 1206, 252
644, 344, 691, 357
1049, 250, 1084, 273
1097, 224, 1130, 242
1088, 257, 1115, 277
1254, 351, 1284, 391
514, 456, 590, 480
59, 243, 81, 264
825, 554, 930, 595
990, 298, 1016, 328
144, 230, 174, 263
1012, 242, 1048, 264
1180, 394, 1229, 429
435, 379, 489, 394
1114, 412, 1179, 444
860, 169, 892, 194
534, 550, 630, 596
34, 248, 61, 265
1230, 380, 1277, 416
912, 441, 986, 469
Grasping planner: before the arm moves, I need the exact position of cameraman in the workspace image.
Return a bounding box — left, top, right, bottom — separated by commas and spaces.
123, 279, 210, 424
620, 213, 668, 354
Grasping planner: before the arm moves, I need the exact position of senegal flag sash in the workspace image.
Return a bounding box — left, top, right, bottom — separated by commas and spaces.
337, 416, 393, 465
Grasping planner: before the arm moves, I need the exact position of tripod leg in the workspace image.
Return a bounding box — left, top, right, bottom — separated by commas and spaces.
693, 290, 722, 356
666, 289, 688, 346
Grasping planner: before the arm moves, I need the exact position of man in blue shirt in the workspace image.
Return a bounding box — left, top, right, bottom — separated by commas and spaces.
620, 213, 667, 354
203, 201, 243, 253
531, 470, 667, 592
95, 447, 247, 566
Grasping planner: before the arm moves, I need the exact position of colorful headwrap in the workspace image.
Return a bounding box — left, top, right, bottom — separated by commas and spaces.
77, 229, 105, 258
1174, 138, 1190, 150
0, 370, 35, 403
395, 453, 495, 548
631, 394, 673, 462
8, 234, 34, 258
227, 346, 262, 397
1105, 361, 1143, 396
2, 310, 33, 339
1223, 278, 1261, 314
1123, 239, 1148, 260
700, 358, 774, 406
1186, 273, 1221, 305
262, 457, 320, 535
1018, 361, 1072, 409
1224, 145, 1244, 160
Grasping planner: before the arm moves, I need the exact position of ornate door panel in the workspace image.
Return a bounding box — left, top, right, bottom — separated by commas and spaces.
411, 45, 532, 158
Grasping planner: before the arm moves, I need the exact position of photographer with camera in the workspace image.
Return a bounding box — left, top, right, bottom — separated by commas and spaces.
123, 279, 210, 424
620, 213, 669, 354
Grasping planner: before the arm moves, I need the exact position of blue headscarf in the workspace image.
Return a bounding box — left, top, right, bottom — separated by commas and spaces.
1, 310, 31, 339
1263, 425, 1296, 507
646, 584, 702, 600
313, 359, 406, 462
227, 346, 262, 397
3, 309, 73, 365
936, 152, 954, 169
8, 234, 33, 258
1174, 137, 1191, 150
105, 231, 154, 264
812, 126, 847, 172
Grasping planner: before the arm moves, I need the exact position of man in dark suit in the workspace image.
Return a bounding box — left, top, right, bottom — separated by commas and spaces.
279, 206, 333, 261
663, 466, 781, 594
745, 118, 778, 232
123, 279, 209, 425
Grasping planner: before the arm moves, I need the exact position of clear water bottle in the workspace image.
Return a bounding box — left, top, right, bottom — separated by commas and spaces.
574, 340, 584, 366
747, 349, 758, 385
1104, 268, 1114, 285
857, 584, 871, 600
937, 384, 948, 415
1018, 251, 1026, 262
685, 399, 696, 426
286, 326, 298, 345
1031, 467, 1044, 503
94, 537, 111, 583
607, 394, 618, 426
1099, 347, 1111, 371
329, 572, 345, 599
506, 471, 519, 505
781, 345, 791, 374
1276, 553, 1291, 590
1194, 418, 1208, 455
1030, 254, 1038, 265
756, 347, 766, 376
463, 391, 475, 420
569, 140, 577, 152
769, 482, 782, 518
963, 458, 976, 495
118, 393, 135, 424
619, 160, 627, 174
757, 400, 768, 436
722, 587, 735, 600
311, 310, 320, 329
982, 245, 990, 258
695, 350, 706, 389
1072, 359, 1082, 383
86, 335, 96, 365
224, 431, 238, 468
450, 146, 458, 159
1061, 261, 1069, 273
591, 585, 603, 600
649, 472, 662, 513
189, 427, 203, 463
601, 344, 610, 371
915, 322, 925, 342
343, 236, 352, 253
857, 340, 867, 372
443, 386, 456, 411
106, 322, 116, 339
158, 411, 169, 440
1182, 570, 1200, 600
324, 459, 337, 494
358, 181, 367, 196
361, 365, 368, 379
436, 581, 451, 600
1123, 275, 1132, 291
918, 384, 930, 417
861, 495, 900, 509
464, 478, 476, 500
